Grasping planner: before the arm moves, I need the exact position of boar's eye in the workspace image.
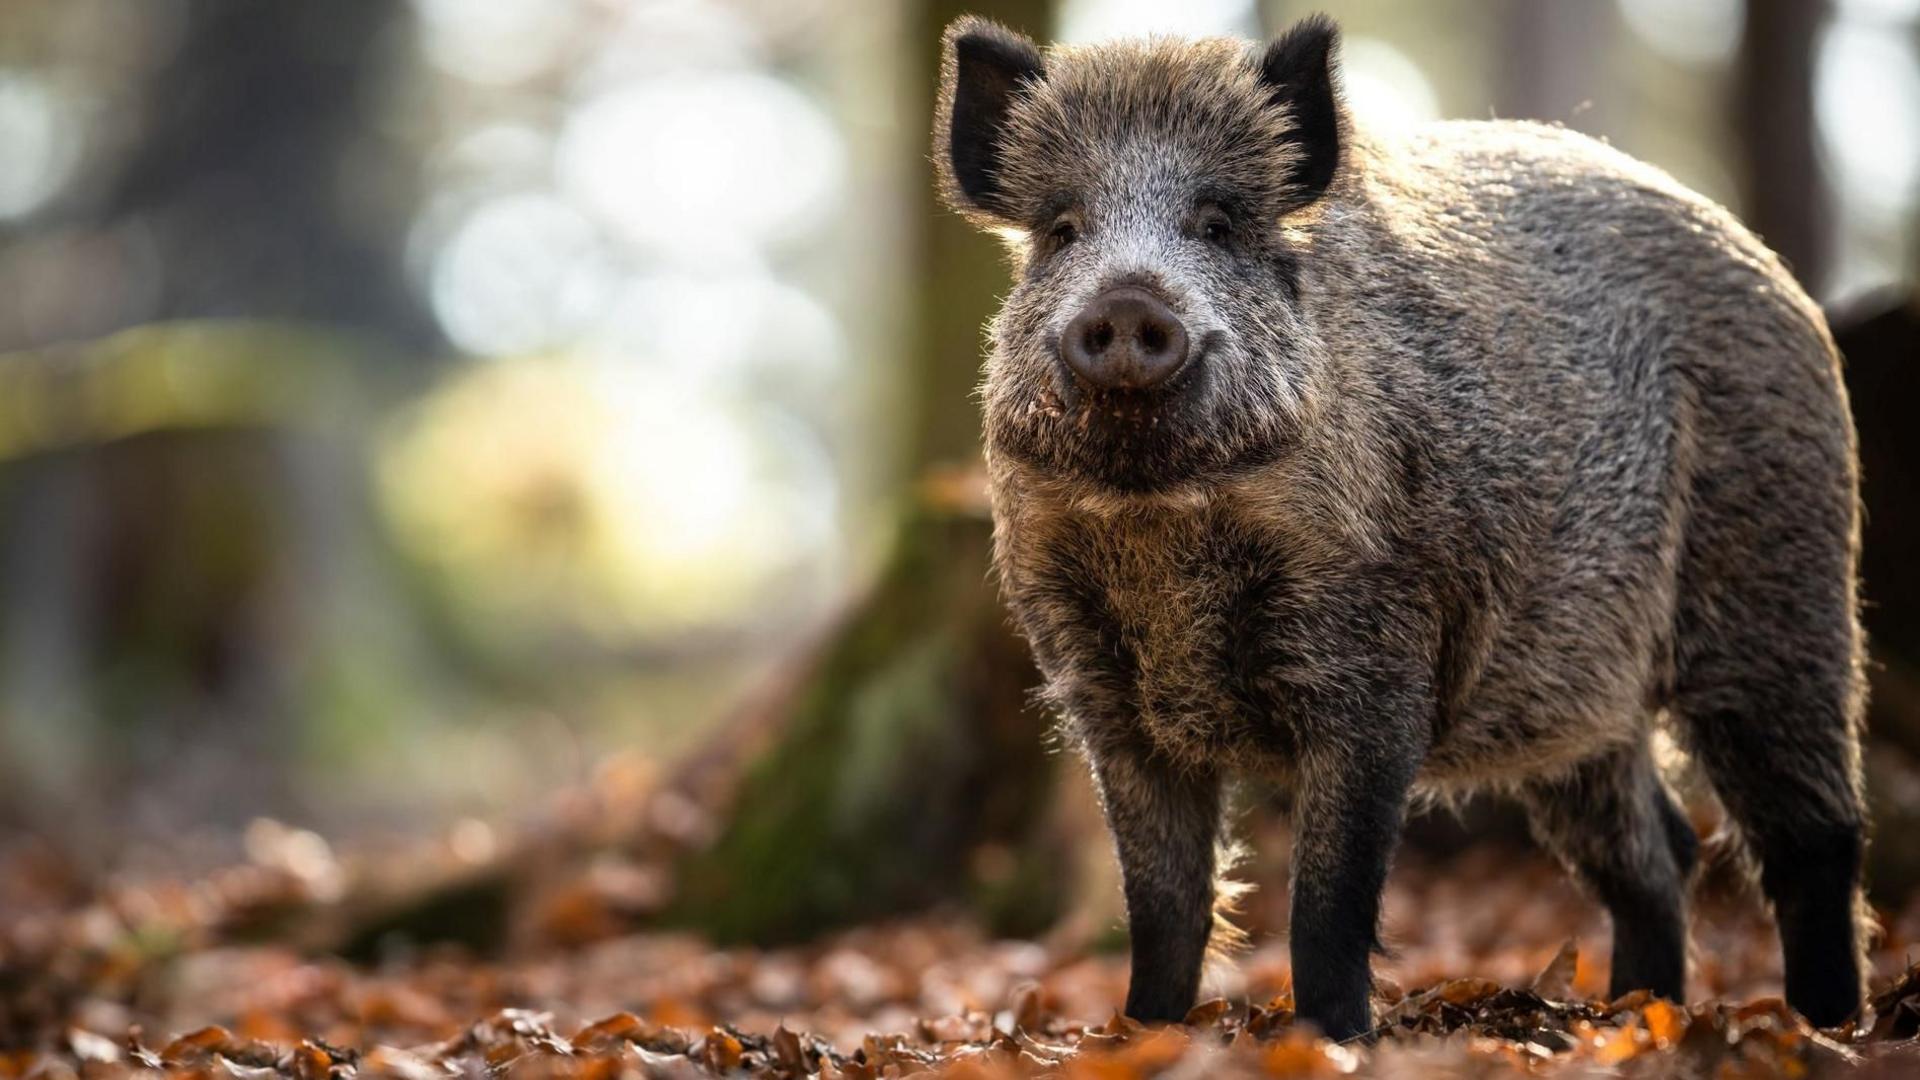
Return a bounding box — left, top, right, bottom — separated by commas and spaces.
1200, 210, 1233, 247
1047, 219, 1078, 248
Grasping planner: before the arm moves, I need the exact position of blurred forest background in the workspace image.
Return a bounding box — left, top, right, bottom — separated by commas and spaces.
0, 0, 1918, 954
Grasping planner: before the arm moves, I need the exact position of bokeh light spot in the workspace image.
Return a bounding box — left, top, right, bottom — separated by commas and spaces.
1341, 37, 1442, 130
1816, 20, 1920, 210
1617, 0, 1744, 66
429, 193, 612, 357
557, 72, 845, 259
413, 0, 577, 85
1057, 0, 1258, 42
0, 72, 82, 220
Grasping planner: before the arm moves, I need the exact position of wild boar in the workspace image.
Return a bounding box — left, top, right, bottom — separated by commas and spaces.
933, 13, 1868, 1040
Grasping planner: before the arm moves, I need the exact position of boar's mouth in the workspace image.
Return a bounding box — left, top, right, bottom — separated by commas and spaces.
991, 331, 1293, 493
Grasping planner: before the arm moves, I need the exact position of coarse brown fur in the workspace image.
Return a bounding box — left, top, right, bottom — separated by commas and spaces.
935, 13, 1869, 1040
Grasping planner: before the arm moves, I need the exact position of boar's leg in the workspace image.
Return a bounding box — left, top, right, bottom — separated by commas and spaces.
1669, 400, 1868, 1028
1289, 731, 1424, 1042
1518, 740, 1695, 1002
1681, 700, 1866, 1028
1089, 743, 1223, 1024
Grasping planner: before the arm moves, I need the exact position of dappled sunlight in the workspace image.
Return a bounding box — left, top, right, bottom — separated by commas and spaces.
1057, 0, 1256, 43
428, 193, 611, 357
1616, 0, 1744, 66
401, 0, 863, 654
1817, 20, 1920, 208
557, 72, 845, 259
0, 72, 82, 220
0, 4, 1916, 1073
1818, 6, 1920, 299
379, 350, 837, 638
1340, 37, 1441, 132
413, 0, 579, 85
601, 270, 845, 385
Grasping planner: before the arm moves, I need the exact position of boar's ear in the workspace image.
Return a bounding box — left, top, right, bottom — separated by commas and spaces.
1257, 13, 1343, 205
936, 16, 1045, 219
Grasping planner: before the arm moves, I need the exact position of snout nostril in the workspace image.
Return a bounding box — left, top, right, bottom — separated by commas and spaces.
1059, 285, 1192, 391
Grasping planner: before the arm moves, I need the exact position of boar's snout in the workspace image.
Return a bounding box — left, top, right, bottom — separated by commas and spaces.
1060, 286, 1191, 392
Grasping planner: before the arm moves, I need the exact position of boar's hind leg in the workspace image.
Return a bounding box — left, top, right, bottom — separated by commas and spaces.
1089, 744, 1223, 1024
1681, 699, 1865, 1028
1519, 741, 1696, 1002
1677, 691, 1865, 1028
1671, 384, 1868, 1028
1672, 488, 1866, 1029
1672, 618, 1866, 1021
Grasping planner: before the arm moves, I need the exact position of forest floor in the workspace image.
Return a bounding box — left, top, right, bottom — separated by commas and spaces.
8, 756, 1920, 1078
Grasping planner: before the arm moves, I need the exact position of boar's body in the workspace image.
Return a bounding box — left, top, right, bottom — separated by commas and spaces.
939, 18, 1865, 1042
996, 118, 1856, 790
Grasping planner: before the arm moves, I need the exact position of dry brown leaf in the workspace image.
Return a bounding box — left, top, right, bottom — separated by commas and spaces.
1087, 1011, 1140, 1039
64, 1029, 121, 1065
1642, 998, 1687, 1046
1008, 982, 1044, 1033
289, 1041, 331, 1080
1436, 977, 1504, 1007
161, 1025, 234, 1064
1182, 998, 1230, 1026
1529, 940, 1579, 1001
572, 1011, 645, 1047
1591, 1021, 1645, 1065
1606, 989, 1654, 1014
214, 1052, 280, 1080
698, 1028, 743, 1073
771, 1024, 805, 1072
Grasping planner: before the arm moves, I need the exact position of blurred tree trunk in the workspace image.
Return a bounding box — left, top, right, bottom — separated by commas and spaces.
1735, 0, 1831, 295
1834, 295, 1920, 898
670, 485, 1059, 942
101, 1, 432, 345
1493, 0, 1614, 130
670, 0, 1074, 944
0, 2, 426, 841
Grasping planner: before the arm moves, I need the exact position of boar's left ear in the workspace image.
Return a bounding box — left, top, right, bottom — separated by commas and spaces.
1257, 13, 1343, 205
936, 17, 1045, 220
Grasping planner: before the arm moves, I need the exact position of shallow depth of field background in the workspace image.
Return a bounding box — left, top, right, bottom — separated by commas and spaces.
0, 0, 1916, 914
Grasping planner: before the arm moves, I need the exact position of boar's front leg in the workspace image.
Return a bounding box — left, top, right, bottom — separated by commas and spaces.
1289, 722, 1426, 1042
1089, 741, 1223, 1023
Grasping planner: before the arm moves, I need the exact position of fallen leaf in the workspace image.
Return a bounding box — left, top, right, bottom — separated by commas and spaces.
1182, 998, 1230, 1027
64, 1030, 120, 1065
1643, 998, 1687, 1046
1437, 977, 1504, 1007
1530, 940, 1580, 1001
162, 1025, 234, 1064
1009, 982, 1044, 1033
771, 1024, 805, 1072
698, 1028, 742, 1073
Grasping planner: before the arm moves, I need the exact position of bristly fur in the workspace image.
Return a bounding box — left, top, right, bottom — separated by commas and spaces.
935, 13, 1870, 1041
1207, 836, 1252, 964
937, 16, 1047, 217
1256, 13, 1343, 204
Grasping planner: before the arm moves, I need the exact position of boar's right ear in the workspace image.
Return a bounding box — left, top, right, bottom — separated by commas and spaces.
936, 17, 1044, 220
1257, 14, 1343, 206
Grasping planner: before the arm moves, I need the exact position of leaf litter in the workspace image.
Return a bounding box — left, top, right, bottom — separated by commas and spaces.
9, 756, 1920, 1077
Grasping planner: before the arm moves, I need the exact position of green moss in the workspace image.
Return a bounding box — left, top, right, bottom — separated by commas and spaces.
667, 501, 1061, 945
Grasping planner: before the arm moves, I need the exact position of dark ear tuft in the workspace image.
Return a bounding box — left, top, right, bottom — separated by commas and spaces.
1257, 13, 1343, 204
936, 17, 1044, 218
